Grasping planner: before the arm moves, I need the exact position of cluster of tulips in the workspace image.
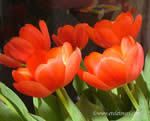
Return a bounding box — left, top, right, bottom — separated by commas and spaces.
0, 12, 143, 100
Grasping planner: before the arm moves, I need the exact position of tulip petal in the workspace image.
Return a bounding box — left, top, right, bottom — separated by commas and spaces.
125, 43, 144, 82
12, 68, 33, 82
4, 37, 34, 62
113, 12, 133, 39
62, 42, 73, 64
131, 14, 142, 38
87, 27, 112, 48
27, 50, 48, 75
95, 57, 126, 87
78, 70, 112, 90
94, 20, 121, 47
0, 54, 21, 68
84, 52, 102, 74
47, 47, 62, 59
35, 57, 65, 90
52, 34, 63, 46
103, 47, 122, 59
115, 12, 133, 23
98, 28, 120, 47
19, 24, 47, 50
13, 81, 52, 97
95, 20, 112, 29
64, 48, 81, 86
58, 25, 74, 45
39, 20, 51, 49
74, 23, 89, 48
121, 36, 135, 57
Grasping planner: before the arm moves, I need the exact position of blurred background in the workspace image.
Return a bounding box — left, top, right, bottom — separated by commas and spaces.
0, 0, 149, 113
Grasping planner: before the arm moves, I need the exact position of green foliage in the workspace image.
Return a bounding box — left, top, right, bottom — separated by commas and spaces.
0, 102, 23, 121
142, 50, 150, 97
56, 88, 86, 121
0, 82, 47, 121
73, 75, 89, 95
31, 114, 46, 121
131, 87, 150, 121
77, 94, 109, 121
33, 95, 62, 121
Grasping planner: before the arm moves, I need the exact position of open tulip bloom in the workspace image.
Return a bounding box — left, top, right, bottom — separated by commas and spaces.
78, 36, 144, 90
12, 42, 81, 97
87, 12, 142, 48
0, 20, 50, 68
52, 23, 89, 49
0, 12, 150, 121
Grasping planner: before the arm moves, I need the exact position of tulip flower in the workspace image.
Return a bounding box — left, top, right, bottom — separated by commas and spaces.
78, 36, 144, 90
52, 23, 89, 49
12, 42, 81, 97
87, 12, 142, 48
0, 20, 50, 68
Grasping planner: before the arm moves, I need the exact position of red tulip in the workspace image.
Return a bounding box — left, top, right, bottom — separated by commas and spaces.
78, 36, 144, 90
0, 20, 50, 68
12, 42, 81, 97
87, 12, 142, 48
52, 23, 89, 49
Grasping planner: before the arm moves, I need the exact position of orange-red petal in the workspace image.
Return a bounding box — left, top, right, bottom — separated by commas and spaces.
39, 20, 51, 50
0, 54, 21, 68
19, 23, 48, 50
52, 34, 63, 46
13, 81, 52, 97
35, 57, 65, 90
58, 25, 74, 45
95, 57, 126, 87
131, 14, 142, 38
78, 70, 112, 90
125, 43, 144, 82
74, 23, 89, 48
61, 42, 73, 64
64, 48, 81, 86
121, 36, 135, 57
12, 68, 33, 82
84, 52, 102, 74
27, 50, 48, 76
4, 37, 34, 62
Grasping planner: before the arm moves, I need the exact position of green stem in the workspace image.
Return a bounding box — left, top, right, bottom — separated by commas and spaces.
56, 88, 86, 121
129, 82, 135, 92
0, 94, 20, 115
123, 84, 139, 110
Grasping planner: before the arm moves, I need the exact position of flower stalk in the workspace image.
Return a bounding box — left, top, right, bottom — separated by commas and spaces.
123, 84, 139, 110
56, 88, 86, 121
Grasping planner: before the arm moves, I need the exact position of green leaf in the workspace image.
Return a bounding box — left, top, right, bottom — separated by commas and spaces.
31, 114, 46, 121
56, 88, 86, 121
117, 87, 132, 112
96, 90, 126, 120
0, 102, 23, 121
77, 94, 109, 121
0, 82, 37, 121
73, 75, 88, 95
115, 112, 134, 121
143, 50, 150, 92
33, 95, 62, 121
96, 90, 124, 112
131, 87, 150, 121
58, 101, 73, 121
136, 73, 150, 99
80, 59, 87, 71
